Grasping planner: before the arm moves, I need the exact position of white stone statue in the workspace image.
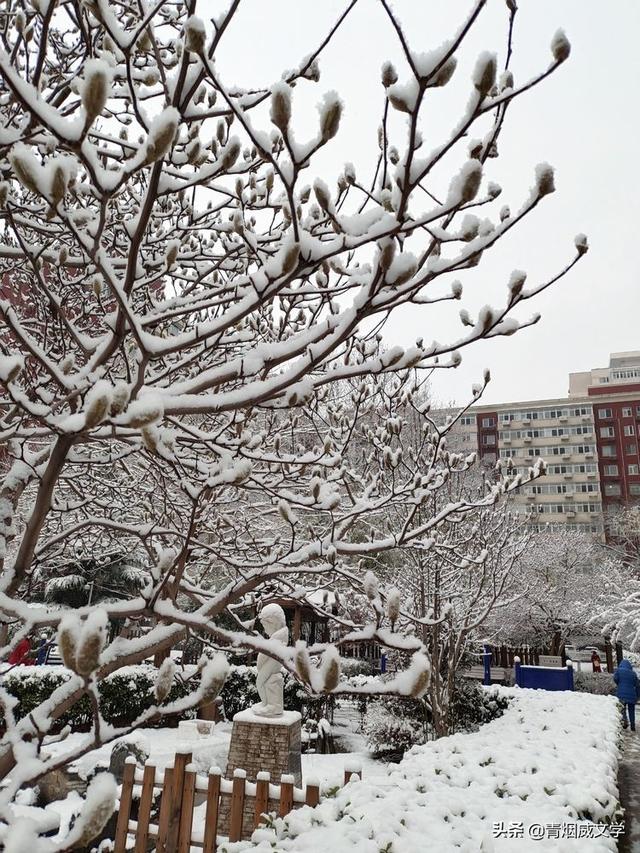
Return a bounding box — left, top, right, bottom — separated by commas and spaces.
252, 603, 288, 718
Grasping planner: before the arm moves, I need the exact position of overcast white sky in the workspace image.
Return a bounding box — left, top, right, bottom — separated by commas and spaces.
208, 0, 640, 407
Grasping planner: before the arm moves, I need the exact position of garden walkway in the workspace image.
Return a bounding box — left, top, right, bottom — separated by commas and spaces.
619, 729, 640, 852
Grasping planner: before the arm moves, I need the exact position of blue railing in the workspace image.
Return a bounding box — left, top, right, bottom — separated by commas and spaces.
482, 645, 574, 691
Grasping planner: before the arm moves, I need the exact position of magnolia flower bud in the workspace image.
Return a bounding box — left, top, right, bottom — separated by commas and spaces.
165, 240, 179, 268
57, 615, 79, 671
473, 52, 497, 97
508, 269, 527, 299
574, 233, 588, 255
50, 165, 68, 205
81, 59, 111, 125
141, 425, 159, 453
200, 655, 229, 703
295, 642, 313, 684
313, 179, 331, 212
427, 56, 457, 88
459, 214, 479, 242
459, 161, 482, 203
318, 92, 342, 143
378, 239, 396, 272
551, 29, 571, 63
408, 652, 431, 698
71, 774, 117, 848
270, 82, 292, 133
386, 587, 401, 625
109, 383, 129, 416
535, 162, 555, 197
381, 61, 398, 88
450, 280, 463, 299
145, 108, 179, 164
155, 658, 176, 703
184, 16, 206, 53
75, 611, 108, 676
363, 571, 378, 601
221, 140, 240, 170
321, 647, 340, 692
499, 70, 514, 91
10, 147, 39, 194
281, 244, 300, 275
84, 381, 112, 428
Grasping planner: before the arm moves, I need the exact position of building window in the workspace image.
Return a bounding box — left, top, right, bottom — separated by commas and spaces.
623, 407, 633, 417
603, 464, 619, 476
482, 435, 496, 446
630, 484, 640, 496
600, 426, 615, 438
460, 415, 476, 426
629, 464, 640, 475
626, 443, 638, 455
624, 424, 636, 436
605, 483, 622, 496
482, 417, 495, 428
601, 445, 617, 457
598, 408, 613, 419
636, 406, 640, 417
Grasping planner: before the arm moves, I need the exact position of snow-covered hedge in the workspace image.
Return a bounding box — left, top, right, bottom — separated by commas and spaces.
0, 663, 325, 732
223, 689, 621, 852
363, 679, 509, 754
0, 664, 192, 731
574, 671, 616, 696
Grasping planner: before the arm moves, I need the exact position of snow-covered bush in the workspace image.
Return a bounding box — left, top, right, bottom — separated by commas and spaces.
0, 665, 191, 732
363, 698, 429, 756
574, 671, 616, 696
449, 679, 509, 733
363, 680, 508, 755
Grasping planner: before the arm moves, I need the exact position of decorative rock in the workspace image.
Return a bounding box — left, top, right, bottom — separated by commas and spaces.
37, 768, 85, 806
177, 719, 216, 737
108, 740, 149, 783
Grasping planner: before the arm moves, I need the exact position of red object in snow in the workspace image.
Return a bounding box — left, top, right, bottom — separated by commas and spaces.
592, 651, 602, 673
8, 637, 33, 665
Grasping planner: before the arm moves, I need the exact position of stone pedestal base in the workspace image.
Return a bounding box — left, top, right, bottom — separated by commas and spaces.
220, 710, 302, 837
226, 709, 302, 784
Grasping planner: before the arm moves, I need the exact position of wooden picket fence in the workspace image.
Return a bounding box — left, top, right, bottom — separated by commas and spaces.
113, 750, 362, 853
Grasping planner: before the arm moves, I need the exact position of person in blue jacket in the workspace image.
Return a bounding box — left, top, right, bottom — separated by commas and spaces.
614, 659, 639, 731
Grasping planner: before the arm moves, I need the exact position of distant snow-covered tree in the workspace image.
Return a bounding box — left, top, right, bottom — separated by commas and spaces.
487, 529, 605, 650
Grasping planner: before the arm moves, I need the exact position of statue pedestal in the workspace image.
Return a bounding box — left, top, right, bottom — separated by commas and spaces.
220, 709, 302, 837
225, 709, 302, 784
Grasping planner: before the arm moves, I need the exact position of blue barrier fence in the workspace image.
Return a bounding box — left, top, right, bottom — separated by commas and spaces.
482, 645, 574, 691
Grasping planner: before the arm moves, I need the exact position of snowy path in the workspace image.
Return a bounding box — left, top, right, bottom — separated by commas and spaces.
619, 729, 640, 853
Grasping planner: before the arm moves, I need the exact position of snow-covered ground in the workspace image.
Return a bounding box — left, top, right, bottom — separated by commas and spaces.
221, 689, 622, 853
6, 688, 622, 852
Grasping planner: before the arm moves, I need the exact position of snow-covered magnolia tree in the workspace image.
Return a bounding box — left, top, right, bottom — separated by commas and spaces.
0, 0, 586, 840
